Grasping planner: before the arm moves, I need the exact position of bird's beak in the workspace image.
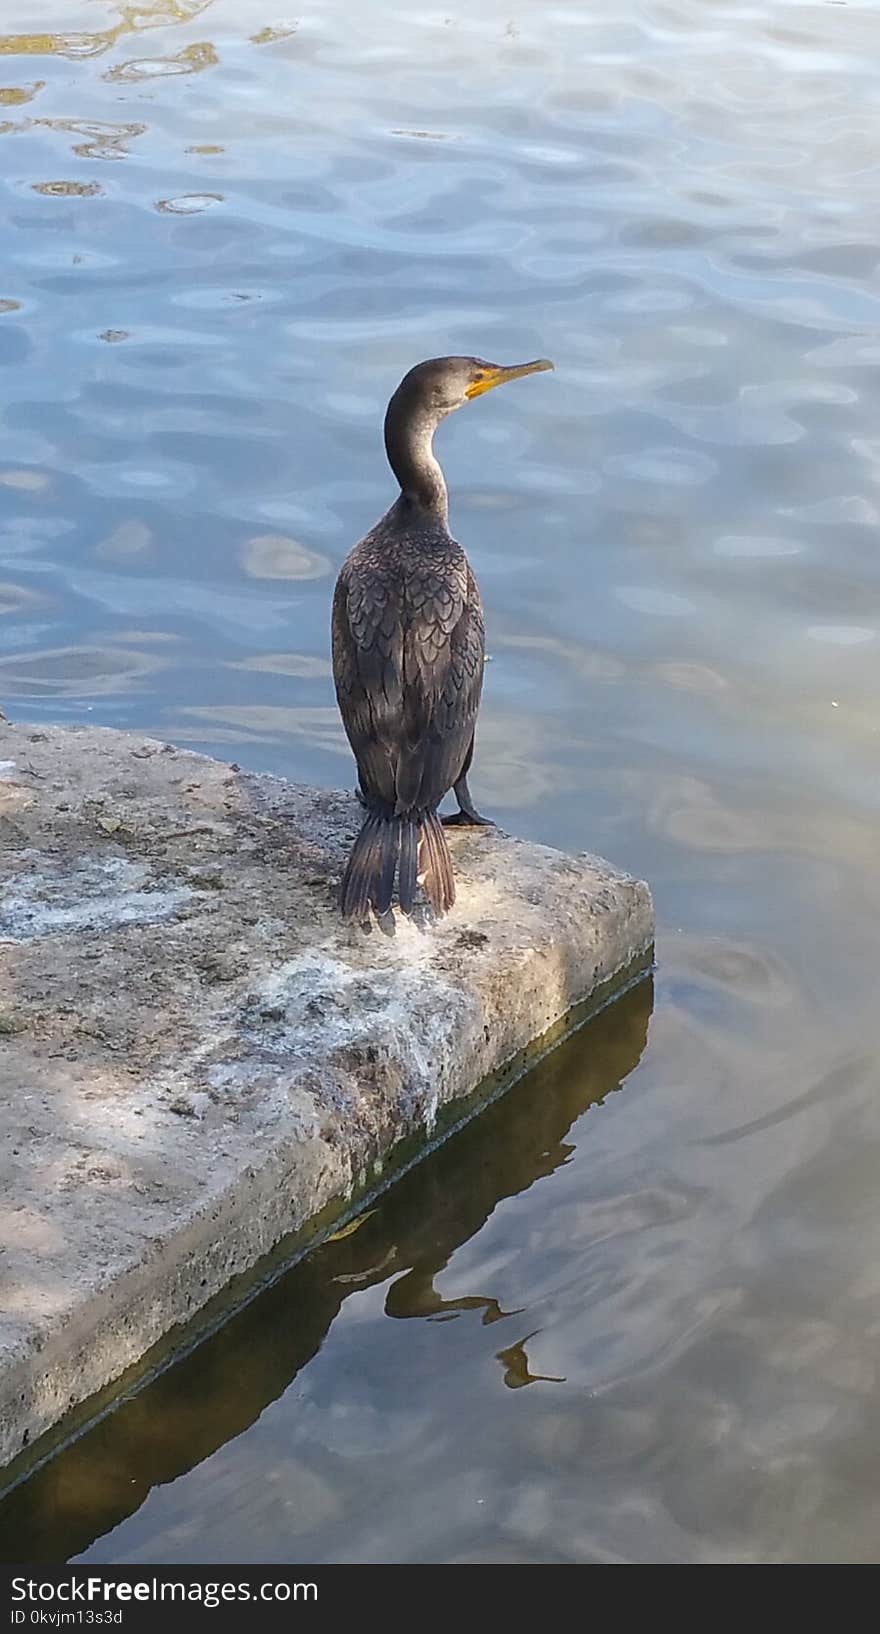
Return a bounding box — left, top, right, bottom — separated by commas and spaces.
465, 358, 554, 399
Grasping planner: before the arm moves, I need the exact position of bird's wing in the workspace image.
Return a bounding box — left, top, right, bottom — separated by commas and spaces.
332, 560, 403, 809
333, 546, 485, 815
395, 556, 485, 812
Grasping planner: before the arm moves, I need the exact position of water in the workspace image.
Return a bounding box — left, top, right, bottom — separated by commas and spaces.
2, 0, 880, 1566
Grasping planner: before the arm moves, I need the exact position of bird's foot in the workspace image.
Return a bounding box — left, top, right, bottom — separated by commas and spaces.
445, 772, 493, 828
441, 809, 495, 828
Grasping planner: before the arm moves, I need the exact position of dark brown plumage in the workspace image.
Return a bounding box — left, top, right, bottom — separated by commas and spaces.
332, 353, 553, 921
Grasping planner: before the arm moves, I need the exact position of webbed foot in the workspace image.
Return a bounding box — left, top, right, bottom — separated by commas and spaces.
442, 809, 495, 827
442, 772, 494, 827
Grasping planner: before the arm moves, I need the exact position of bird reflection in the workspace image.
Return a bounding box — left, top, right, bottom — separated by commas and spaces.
0, 976, 651, 1563
496, 1333, 565, 1390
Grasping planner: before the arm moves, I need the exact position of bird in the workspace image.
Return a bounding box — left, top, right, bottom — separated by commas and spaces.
332, 353, 553, 922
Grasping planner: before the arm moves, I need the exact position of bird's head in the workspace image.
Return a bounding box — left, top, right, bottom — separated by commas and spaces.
392, 354, 554, 424
383, 353, 554, 516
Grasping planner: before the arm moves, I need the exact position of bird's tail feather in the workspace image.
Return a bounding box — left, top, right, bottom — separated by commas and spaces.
398, 818, 419, 915
339, 808, 455, 920
339, 812, 390, 920
419, 809, 455, 916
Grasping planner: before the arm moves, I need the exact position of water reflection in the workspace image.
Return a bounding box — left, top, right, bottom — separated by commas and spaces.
0, 1, 213, 64
0, 643, 160, 697
106, 41, 218, 83
250, 26, 295, 47
31, 179, 104, 197
94, 518, 154, 562
154, 191, 223, 213
0, 82, 43, 104
0, 980, 652, 1563
39, 118, 147, 160
241, 533, 332, 581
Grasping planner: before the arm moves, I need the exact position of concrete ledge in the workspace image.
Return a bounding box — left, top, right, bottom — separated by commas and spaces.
0, 720, 653, 1471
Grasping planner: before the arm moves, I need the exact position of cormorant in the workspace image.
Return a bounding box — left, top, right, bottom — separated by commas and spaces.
332, 353, 553, 921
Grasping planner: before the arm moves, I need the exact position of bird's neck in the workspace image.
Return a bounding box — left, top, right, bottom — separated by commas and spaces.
384, 391, 449, 525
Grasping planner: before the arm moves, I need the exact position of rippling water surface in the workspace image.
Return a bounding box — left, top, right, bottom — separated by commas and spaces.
3, 0, 880, 1565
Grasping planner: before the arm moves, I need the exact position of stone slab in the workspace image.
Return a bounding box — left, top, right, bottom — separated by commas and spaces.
0, 719, 653, 1472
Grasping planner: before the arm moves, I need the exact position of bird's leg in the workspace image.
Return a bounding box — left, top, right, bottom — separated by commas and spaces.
442, 773, 495, 827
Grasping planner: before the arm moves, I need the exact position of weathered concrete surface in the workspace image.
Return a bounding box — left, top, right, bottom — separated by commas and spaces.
0, 719, 653, 1472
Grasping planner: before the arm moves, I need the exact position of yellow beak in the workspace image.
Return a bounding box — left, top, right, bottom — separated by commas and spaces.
465, 358, 554, 399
